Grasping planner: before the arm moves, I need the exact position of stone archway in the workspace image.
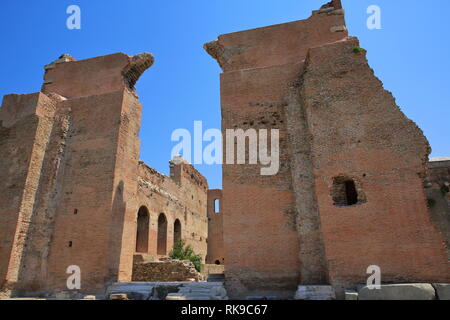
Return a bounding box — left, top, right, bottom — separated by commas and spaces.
174, 219, 182, 245
136, 206, 149, 253
157, 213, 168, 255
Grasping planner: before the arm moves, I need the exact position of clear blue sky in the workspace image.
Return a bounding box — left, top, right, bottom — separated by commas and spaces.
0, 0, 449, 189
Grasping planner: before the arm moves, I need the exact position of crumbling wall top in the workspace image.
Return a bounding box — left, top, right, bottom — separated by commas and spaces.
169, 157, 209, 190
429, 158, 450, 169
138, 158, 208, 192
204, 0, 347, 72
42, 52, 154, 99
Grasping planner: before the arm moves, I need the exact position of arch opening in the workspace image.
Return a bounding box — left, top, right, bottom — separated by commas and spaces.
174, 219, 182, 245
136, 206, 149, 253
157, 213, 168, 255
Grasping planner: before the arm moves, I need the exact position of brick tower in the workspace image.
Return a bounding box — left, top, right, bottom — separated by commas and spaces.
0, 52, 153, 296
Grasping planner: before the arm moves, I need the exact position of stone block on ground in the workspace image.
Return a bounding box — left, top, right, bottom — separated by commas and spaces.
165, 293, 187, 300
106, 282, 156, 300
245, 296, 278, 300
110, 293, 129, 300
185, 295, 212, 300
207, 273, 225, 282
345, 290, 358, 300
294, 285, 336, 300
172, 282, 228, 300
432, 283, 450, 300
55, 290, 82, 300
106, 281, 228, 300
358, 283, 436, 300
132, 257, 203, 282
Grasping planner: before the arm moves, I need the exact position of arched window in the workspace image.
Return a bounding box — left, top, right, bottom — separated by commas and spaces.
157, 213, 168, 255
214, 199, 220, 213
174, 219, 182, 244
215, 260, 221, 265
136, 206, 149, 253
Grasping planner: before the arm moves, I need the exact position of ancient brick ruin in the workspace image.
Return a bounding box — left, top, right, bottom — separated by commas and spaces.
205, 0, 449, 298
0, 0, 449, 300
0, 52, 223, 297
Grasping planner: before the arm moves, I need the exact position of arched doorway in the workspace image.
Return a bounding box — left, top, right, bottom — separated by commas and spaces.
157, 213, 168, 255
136, 206, 149, 253
174, 219, 182, 245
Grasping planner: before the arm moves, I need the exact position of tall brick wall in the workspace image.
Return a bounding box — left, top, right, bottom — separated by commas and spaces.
43, 89, 142, 294
205, 1, 349, 299
0, 93, 57, 292
37, 53, 153, 295
12, 98, 71, 296
0, 53, 154, 296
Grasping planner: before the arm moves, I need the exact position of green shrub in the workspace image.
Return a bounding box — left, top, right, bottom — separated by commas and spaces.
169, 239, 202, 272
427, 198, 436, 209
353, 46, 364, 54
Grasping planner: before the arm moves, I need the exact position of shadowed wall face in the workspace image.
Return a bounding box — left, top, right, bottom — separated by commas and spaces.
0, 93, 57, 291
174, 219, 182, 244
425, 160, 450, 258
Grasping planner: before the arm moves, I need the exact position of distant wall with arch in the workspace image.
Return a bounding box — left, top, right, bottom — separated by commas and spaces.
130, 161, 209, 264
206, 189, 224, 265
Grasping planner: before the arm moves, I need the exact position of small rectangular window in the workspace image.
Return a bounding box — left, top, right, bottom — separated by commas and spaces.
214, 199, 220, 213
332, 176, 366, 207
